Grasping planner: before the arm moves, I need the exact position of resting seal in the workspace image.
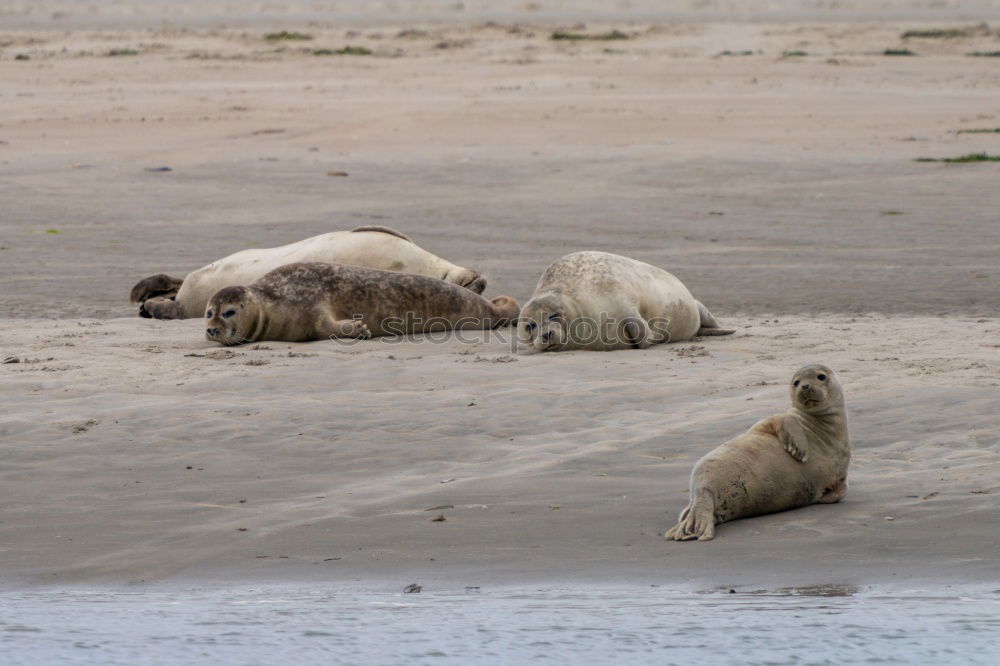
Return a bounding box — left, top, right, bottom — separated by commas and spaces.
516, 251, 733, 353
130, 226, 486, 319
665, 364, 851, 542
204, 262, 519, 345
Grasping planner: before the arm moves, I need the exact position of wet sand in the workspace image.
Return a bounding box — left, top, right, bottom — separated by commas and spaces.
1, 2, 999, 588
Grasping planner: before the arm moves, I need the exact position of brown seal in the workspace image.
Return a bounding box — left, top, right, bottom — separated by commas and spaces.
204, 262, 519, 345
130, 226, 486, 319
665, 364, 851, 541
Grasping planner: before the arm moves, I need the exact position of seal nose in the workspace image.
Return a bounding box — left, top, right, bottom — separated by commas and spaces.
801, 383, 811, 390
541, 330, 552, 344
206, 327, 218, 337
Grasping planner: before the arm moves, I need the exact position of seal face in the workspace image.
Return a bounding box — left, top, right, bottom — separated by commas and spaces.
516, 251, 734, 353
204, 262, 519, 346
665, 364, 851, 542
130, 226, 486, 319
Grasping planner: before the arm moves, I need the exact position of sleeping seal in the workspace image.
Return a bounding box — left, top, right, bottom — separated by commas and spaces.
516, 251, 733, 353
130, 226, 486, 319
204, 262, 519, 345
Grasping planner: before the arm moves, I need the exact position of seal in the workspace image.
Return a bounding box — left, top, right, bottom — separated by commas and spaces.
516, 251, 734, 353
130, 226, 486, 319
203, 262, 520, 345
664, 364, 851, 542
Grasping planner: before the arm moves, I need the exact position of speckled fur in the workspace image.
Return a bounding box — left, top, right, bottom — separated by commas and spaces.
204, 262, 518, 345
665, 365, 851, 542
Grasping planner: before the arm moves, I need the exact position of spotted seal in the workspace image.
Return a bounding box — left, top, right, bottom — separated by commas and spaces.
204, 262, 519, 345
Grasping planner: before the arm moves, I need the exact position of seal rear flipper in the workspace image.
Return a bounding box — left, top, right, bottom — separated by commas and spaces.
664, 490, 716, 541
349, 225, 413, 243
130, 274, 184, 304
695, 300, 736, 336
488, 296, 520, 327
819, 478, 848, 504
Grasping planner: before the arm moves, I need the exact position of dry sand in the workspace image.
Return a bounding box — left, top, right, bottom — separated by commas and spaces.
1, 2, 999, 589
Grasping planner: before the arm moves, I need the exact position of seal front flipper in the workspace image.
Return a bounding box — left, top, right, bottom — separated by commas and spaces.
317, 315, 371, 340
140, 296, 183, 320
621, 314, 653, 349
778, 416, 810, 463
130, 274, 184, 304
695, 300, 736, 336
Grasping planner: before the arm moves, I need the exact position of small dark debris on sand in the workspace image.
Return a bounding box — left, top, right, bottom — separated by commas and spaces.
265, 31, 312, 41
915, 152, 1000, 163
185, 349, 242, 360
552, 30, 630, 41
403, 583, 422, 593
72, 419, 98, 434
677, 345, 711, 358
312, 46, 372, 56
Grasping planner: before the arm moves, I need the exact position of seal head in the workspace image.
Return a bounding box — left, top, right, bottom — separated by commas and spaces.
517, 295, 572, 353
790, 364, 843, 416
205, 286, 257, 346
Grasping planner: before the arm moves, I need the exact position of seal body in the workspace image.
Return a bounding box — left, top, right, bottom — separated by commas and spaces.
516, 251, 733, 353
204, 262, 519, 345
665, 364, 851, 542
130, 226, 486, 319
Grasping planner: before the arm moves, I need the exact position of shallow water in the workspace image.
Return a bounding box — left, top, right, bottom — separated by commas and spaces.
3, 584, 999, 665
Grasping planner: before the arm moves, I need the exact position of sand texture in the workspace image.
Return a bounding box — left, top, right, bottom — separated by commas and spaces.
1, 3, 999, 588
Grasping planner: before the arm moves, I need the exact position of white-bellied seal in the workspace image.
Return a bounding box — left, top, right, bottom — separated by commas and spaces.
665, 364, 851, 542
130, 226, 486, 319
203, 262, 519, 345
516, 251, 734, 353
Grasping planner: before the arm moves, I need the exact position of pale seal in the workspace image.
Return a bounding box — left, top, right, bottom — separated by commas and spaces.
130, 226, 486, 319
516, 251, 734, 353
665, 364, 851, 542
203, 262, 519, 345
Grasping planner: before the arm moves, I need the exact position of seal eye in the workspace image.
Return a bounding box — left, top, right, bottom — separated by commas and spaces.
525, 321, 537, 332
793, 379, 800, 387
222, 310, 236, 319
206, 310, 213, 319
817, 373, 827, 381
548, 312, 563, 322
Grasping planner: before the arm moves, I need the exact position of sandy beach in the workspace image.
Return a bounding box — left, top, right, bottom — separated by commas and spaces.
2, 1, 999, 590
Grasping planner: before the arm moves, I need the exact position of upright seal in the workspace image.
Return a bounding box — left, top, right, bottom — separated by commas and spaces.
130, 226, 486, 319
204, 262, 519, 345
516, 251, 734, 353
665, 364, 851, 542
